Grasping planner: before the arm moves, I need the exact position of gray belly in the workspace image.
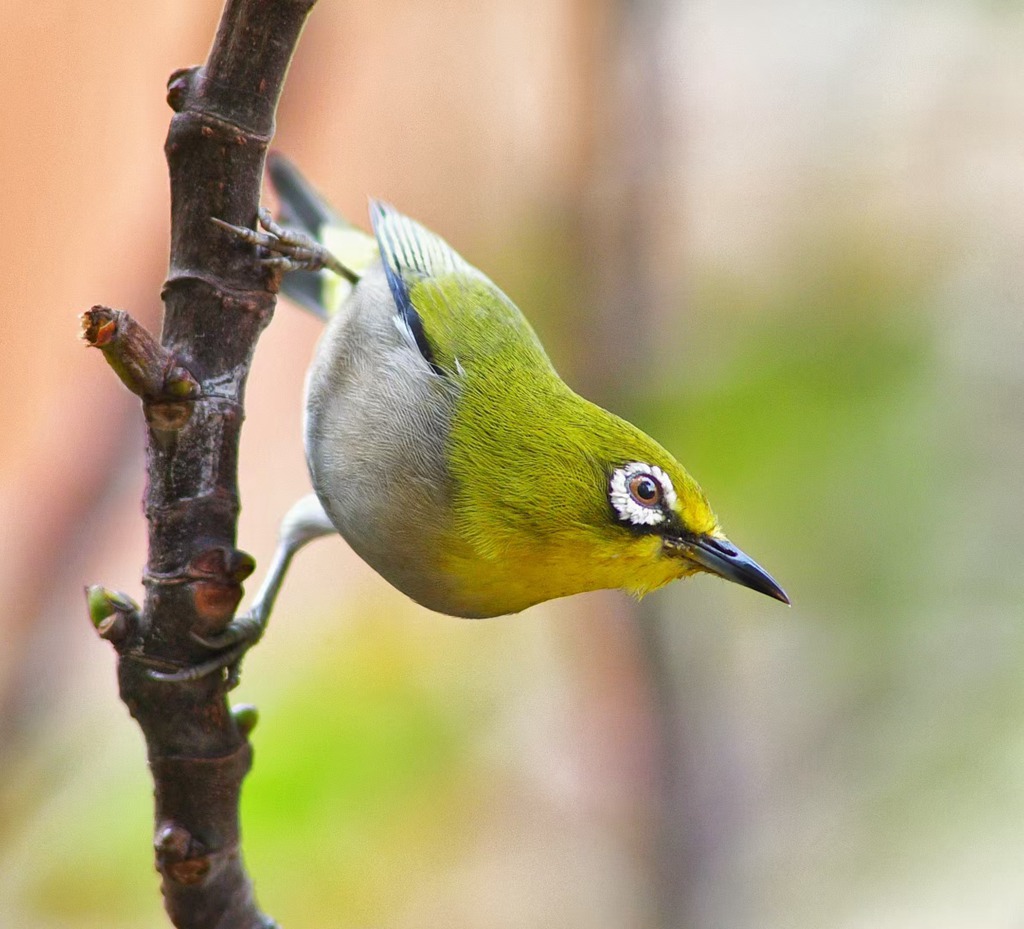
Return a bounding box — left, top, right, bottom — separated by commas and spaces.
303, 269, 460, 612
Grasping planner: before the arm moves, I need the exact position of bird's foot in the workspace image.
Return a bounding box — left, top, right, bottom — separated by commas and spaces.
149, 495, 335, 688
212, 208, 356, 281
148, 611, 267, 688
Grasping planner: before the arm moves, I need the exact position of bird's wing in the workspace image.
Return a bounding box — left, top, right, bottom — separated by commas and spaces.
371, 201, 553, 380
370, 201, 477, 376
269, 152, 341, 235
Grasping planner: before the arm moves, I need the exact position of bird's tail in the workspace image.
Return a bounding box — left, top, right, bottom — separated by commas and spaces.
267, 153, 379, 319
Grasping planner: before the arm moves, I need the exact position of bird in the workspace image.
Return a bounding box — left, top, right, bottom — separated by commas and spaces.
171, 154, 788, 681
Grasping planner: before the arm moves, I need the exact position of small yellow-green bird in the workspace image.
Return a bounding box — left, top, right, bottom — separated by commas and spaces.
177, 155, 787, 679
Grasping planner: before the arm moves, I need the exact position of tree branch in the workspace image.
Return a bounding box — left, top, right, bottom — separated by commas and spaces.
81, 306, 201, 402
83, 1, 317, 926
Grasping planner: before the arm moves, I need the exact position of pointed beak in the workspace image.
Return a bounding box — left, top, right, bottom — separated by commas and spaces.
678, 535, 790, 604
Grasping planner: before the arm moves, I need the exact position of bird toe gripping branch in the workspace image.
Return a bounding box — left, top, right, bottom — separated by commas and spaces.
212, 207, 358, 283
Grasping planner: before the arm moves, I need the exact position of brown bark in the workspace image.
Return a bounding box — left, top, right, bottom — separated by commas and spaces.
82, 1, 317, 926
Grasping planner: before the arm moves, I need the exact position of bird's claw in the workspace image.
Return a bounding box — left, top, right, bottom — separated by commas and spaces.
147, 494, 335, 688
146, 612, 266, 687
147, 642, 250, 687
211, 208, 353, 279
189, 612, 265, 651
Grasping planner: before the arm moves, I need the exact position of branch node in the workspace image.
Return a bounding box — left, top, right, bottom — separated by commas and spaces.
155, 821, 211, 886
145, 401, 194, 433
188, 547, 257, 632
193, 582, 244, 627
189, 546, 256, 583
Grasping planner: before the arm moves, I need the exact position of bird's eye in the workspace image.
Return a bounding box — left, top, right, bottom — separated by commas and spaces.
628, 474, 662, 507
610, 461, 676, 527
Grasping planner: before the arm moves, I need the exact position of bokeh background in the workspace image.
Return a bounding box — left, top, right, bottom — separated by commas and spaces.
2, 1, 1023, 927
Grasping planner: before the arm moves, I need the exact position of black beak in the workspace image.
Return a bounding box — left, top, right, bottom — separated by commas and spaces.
679, 535, 790, 604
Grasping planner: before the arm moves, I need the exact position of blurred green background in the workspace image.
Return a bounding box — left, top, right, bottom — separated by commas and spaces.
2, 1, 1023, 927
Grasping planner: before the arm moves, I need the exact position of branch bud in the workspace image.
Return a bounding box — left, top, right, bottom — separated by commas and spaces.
155, 821, 210, 886
85, 585, 140, 647
231, 703, 259, 737
187, 547, 256, 634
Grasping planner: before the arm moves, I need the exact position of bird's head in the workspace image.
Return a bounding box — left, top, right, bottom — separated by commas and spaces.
446, 392, 789, 613
597, 448, 789, 604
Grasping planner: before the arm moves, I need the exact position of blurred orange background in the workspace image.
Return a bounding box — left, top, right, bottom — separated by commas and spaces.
2, 1, 1023, 927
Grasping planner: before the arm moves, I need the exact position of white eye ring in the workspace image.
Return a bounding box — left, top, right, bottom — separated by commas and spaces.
609, 462, 676, 526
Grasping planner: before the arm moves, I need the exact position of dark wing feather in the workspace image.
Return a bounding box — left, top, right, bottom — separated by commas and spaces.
267, 153, 347, 319
371, 200, 471, 376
